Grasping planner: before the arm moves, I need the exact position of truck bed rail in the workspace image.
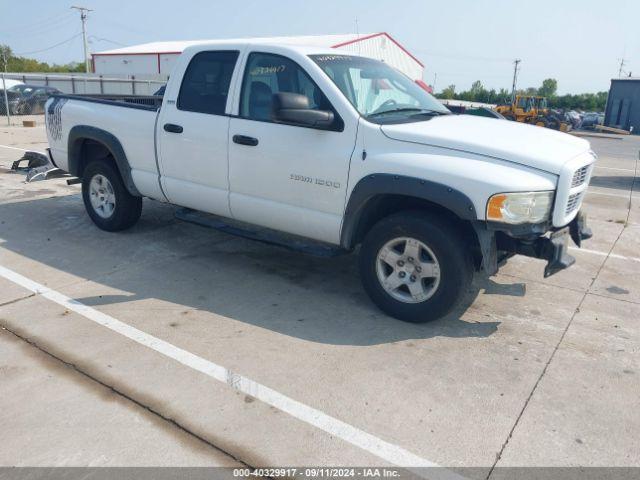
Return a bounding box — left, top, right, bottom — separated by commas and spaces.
52, 94, 163, 111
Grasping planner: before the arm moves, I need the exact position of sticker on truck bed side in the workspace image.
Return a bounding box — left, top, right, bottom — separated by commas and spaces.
46, 97, 67, 141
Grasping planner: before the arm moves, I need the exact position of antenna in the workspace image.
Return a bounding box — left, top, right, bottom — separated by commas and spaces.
618, 58, 626, 78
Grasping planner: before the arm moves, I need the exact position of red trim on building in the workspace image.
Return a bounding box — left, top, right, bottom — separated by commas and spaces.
331, 32, 424, 68
414, 79, 432, 93
331, 32, 384, 48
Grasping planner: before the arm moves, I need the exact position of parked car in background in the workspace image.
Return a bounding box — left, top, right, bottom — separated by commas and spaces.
1, 90, 20, 115
6, 85, 62, 115
565, 110, 583, 129
0, 79, 25, 115
581, 112, 604, 130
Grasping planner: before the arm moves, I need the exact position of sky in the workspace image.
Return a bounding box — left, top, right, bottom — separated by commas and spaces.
1, 0, 638, 94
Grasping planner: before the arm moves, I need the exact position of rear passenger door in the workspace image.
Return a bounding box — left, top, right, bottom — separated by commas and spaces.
158, 50, 240, 216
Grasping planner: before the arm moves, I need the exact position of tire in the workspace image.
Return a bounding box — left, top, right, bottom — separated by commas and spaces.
358, 211, 473, 323
81, 158, 142, 231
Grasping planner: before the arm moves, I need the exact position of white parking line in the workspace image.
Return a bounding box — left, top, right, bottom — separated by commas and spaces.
0, 144, 31, 152
570, 247, 640, 263
594, 166, 636, 173
585, 190, 632, 199
0, 264, 463, 477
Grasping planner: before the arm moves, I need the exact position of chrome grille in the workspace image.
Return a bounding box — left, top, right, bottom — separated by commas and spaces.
571, 165, 589, 187
566, 192, 582, 214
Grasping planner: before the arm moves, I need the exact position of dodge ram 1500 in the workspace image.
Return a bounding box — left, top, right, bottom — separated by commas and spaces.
44, 39, 595, 322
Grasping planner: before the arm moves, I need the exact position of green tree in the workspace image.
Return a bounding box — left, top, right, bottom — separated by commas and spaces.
435, 76, 607, 111
538, 78, 558, 98
0, 44, 85, 73
0, 45, 11, 72
470, 80, 483, 95
440, 84, 456, 99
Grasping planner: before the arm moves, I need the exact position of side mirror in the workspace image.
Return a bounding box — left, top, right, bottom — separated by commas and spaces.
273, 92, 334, 128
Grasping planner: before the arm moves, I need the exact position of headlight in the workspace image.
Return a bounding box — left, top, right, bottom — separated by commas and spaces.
486, 191, 554, 224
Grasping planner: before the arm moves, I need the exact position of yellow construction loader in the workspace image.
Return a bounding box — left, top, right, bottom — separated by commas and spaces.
495, 95, 571, 132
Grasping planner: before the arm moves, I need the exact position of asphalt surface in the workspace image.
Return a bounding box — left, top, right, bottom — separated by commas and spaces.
0, 120, 638, 477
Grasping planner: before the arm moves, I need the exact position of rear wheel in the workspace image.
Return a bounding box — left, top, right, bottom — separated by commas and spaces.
81, 158, 142, 231
359, 212, 473, 322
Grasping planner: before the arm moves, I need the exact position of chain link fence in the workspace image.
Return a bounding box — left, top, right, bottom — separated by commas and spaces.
1, 72, 166, 124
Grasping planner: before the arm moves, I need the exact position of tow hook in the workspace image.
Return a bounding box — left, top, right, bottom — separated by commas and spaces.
570, 210, 593, 247
543, 229, 575, 277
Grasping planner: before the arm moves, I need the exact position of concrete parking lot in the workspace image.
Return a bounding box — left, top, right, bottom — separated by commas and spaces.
0, 121, 638, 477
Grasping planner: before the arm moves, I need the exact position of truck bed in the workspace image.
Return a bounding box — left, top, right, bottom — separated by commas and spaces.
46, 93, 164, 200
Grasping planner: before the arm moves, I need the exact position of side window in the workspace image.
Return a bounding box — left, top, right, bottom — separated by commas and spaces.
240, 52, 333, 122
177, 50, 239, 115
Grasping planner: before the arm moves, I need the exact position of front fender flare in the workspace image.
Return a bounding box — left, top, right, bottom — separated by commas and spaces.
68, 125, 141, 197
340, 174, 478, 249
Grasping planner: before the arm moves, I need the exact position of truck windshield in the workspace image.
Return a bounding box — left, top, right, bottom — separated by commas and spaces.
310, 54, 449, 124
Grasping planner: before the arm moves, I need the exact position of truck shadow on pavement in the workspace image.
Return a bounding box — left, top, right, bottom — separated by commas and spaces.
0, 194, 502, 345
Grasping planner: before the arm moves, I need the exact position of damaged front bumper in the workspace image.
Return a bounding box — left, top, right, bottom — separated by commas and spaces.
474, 210, 593, 278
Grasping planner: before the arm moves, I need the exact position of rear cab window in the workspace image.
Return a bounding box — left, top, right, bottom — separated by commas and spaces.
178, 50, 239, 115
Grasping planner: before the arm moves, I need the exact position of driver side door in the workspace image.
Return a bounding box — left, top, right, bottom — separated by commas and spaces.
228, 52, 358, 244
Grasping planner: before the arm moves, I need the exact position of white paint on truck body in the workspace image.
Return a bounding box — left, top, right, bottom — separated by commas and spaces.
46, 39, 596, 245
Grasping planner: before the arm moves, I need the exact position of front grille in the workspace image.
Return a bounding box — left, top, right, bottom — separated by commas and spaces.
571, 165, 589, 187
566, 192, 582, 214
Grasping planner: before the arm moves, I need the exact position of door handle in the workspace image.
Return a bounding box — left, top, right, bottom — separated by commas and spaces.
233, 135, 259, 146
163, 123, 183, 133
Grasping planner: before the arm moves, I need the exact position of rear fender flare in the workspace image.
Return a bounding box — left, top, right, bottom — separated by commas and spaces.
68, 125, 141, 196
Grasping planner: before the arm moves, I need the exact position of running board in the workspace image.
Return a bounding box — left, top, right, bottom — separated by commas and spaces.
174, 208, 347, 258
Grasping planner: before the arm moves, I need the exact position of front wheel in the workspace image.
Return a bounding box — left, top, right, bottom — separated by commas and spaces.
81, 158, 142, 231
359, 212, 473, 323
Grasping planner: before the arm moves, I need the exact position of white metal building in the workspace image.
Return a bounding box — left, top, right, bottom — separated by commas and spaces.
92, 33, 425, 83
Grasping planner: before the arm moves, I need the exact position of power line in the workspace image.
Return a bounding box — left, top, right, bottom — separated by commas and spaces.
15, 33, 82, 55
1, 11, 75, 35
2, 15, 77, 39
88, 36, 126, 47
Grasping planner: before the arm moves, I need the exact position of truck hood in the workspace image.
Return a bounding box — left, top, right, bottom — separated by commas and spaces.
380, 114, 590, 175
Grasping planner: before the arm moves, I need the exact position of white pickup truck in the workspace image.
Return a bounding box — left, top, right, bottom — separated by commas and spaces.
44, 39, 595, 322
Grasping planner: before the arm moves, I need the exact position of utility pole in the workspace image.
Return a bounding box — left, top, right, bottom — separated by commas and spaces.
511, 59, 521, 103
71, 6, 93, 73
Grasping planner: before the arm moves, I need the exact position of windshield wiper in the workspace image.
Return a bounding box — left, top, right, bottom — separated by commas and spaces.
367, 108, 448, 118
